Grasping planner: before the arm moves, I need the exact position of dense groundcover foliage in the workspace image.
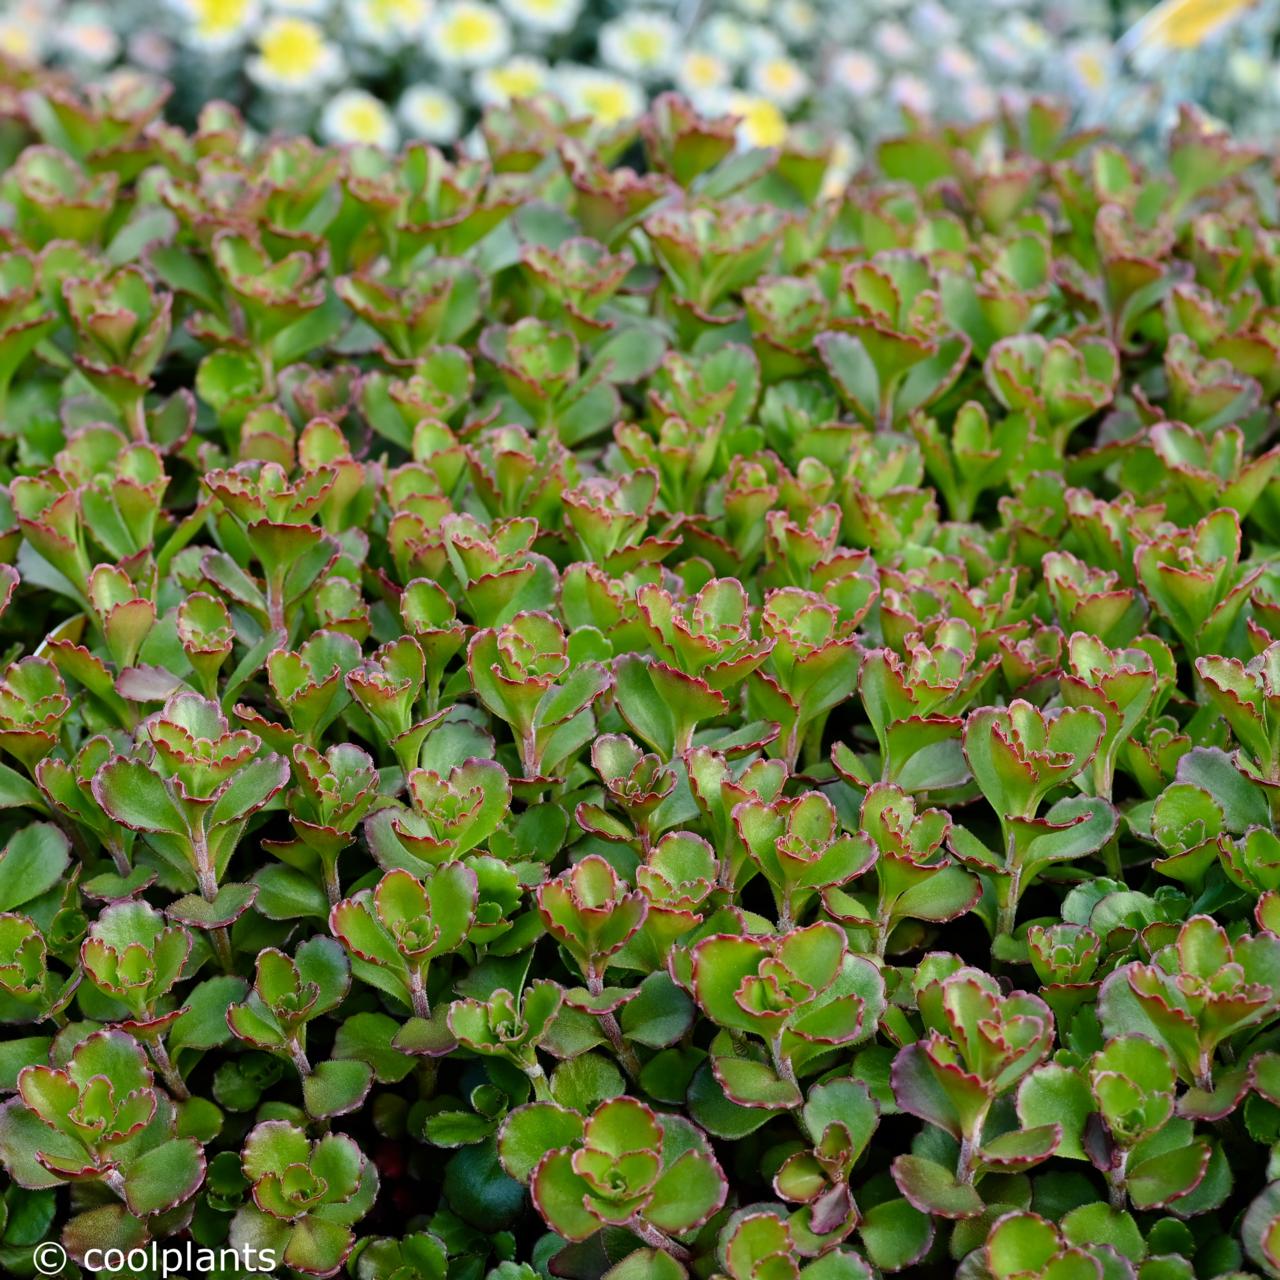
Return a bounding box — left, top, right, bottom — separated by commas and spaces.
3, 72, 1280, 1280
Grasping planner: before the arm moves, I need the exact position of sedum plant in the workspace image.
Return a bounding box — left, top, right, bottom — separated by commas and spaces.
0, 71, 1271, 1280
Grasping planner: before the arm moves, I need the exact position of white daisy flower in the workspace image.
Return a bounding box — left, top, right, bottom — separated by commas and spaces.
935, 44, 979, 81
741, 23, 783, 64
874, 22, 916, 63
57, 7, 121, 65
978, 32, 1029, 73
732, 0, 769, 19
888, 71, 933, 116
170, 0, 261, 52
1230, 50, 1267, 92
498, 0, 580, 36
724, 91, 787, 149
321, 87, 398, 147
910, 0, 958, 42
428, 0, 511, 68
598, 10, 678, 81
1007, 15, 1050, 59
0, 17, 40, 64
698, 15, 748, 65
748, 55, 809, 110
557, 66, 645, 127
675, 50, 730, 107
345, 0, 431, 49
129, 31, 177, 73
247, 14, 342, 91
829, 49, 881, 99
1063, 38, 1113, 95
473, 54, 549, 106
398, 83, 463, 141
776, 0, 817, 42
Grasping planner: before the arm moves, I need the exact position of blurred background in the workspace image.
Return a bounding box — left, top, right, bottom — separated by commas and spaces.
2, 0, 1273, 167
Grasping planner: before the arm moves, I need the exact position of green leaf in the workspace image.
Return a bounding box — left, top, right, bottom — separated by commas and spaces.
303, 1059, 374, 1119
603, 1248, 687, 1280
1176, 747, 1269, 832
0, 823, 69, 913
122, 1138, 205, 1216
687, 1061, 776, 1139
645, 1148, 726, 1233
92, 760, 187, 835
443, 1138, 525, 1230
168, 977, 250, 1053
551, 1052, 625, 1114
252, 864, 330, 921
858, 1197, 933, 1272
620, 972, 695, 1048
498, 1103, 584, 1183
890, 1155, 984, 1219
332, 1012, 416, 1083
715, 1055, 802, 1109
1017, 1065, 1091, 1160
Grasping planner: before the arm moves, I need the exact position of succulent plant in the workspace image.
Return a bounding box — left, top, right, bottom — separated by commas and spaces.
499, 1095, 726, 1260
0, 76, 1270, 1280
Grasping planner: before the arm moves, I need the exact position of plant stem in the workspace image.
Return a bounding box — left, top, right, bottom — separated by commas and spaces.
525, 1059, 553, 1103
996, 870, 1021, 941
588, 973, 643, 1081
770, 1034, 799, 1096
956, 1103, 990, 1185
777, 894, 793, 932
194, 833, 236, 973
210, 927, 234, 973
874, 912, 891, 960
106, 839, 131, 878
150, 1037, 189, 1100
322, 856, 342, 907
267, 573, 286, 636
1107, 1151, 1128, 1211
127, 393, 148, 444
408, 968, 431, 1020
289, 1037, 312, 1079
417, 1058, 438, 1098
631, 1220, 692, 1263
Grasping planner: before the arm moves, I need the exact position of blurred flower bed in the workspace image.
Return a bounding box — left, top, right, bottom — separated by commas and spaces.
2, 0, 1276, 165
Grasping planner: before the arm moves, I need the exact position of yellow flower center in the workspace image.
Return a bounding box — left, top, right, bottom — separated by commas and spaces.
193, 0, 253, 40
491, 63, 544, 97
368, 0, 428, 24
760, 59, 800, 95
260, 18, 327, 78
581, 82, 637, 126
409, 92, 452, 125
338, 100, 390, 142
0, 23, 35, 62
1075, 51, 1106, 89
736, 98, 787, 148
442, 7, 498, 54
682, 53, 724, 90
622, 28, 664, 63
